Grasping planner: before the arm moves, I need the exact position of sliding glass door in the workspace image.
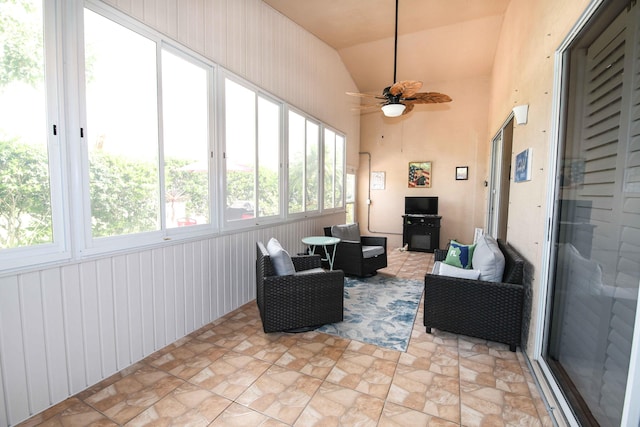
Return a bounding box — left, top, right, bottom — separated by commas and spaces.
544, 1, 639, 425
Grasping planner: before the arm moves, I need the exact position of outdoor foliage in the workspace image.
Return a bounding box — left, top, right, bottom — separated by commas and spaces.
0, 139, 52, 247
89, 151, 159, 237
0, 137, 215, 246
0, 0, 43, 88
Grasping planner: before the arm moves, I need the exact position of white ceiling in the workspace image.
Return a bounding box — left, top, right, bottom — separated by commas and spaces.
263, 0, 510, 95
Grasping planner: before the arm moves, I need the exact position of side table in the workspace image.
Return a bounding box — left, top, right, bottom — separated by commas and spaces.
301, 236, 341, 270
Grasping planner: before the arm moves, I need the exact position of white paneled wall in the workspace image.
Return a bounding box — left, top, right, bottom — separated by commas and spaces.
0, 215, 344, 426
101, 0, 360, 142
0, 0, 359, 423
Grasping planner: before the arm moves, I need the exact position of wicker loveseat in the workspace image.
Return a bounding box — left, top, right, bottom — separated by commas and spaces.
256, 241, 344, 332
424, 238, 525, 351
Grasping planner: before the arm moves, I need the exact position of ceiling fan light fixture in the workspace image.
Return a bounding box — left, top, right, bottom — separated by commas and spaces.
382, 103, 406, 117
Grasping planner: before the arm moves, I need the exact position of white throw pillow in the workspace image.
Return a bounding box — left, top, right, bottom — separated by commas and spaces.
471, 234, 505, 282
266, 238, 296, 276
433, 261, 481, 280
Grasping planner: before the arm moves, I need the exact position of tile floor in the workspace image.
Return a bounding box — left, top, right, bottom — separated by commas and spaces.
18, 249, 551, 426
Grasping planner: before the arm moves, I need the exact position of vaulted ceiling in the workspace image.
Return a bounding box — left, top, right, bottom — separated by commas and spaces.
263, 0, 510, 96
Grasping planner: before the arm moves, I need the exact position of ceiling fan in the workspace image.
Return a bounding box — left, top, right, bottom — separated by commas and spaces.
346, 0, 452, 117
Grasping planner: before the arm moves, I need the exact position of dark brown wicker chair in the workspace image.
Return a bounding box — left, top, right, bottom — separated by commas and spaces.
323, 226, 387, 277
256, 241, 344, 333
424, 239, 525, 351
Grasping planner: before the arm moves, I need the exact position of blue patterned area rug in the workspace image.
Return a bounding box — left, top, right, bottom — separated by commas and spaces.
316, 275, 423, 352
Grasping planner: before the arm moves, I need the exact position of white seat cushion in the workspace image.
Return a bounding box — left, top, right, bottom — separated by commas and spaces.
432, 261, 481, 280
266, 238, 296, 276
362, 245, 384, 258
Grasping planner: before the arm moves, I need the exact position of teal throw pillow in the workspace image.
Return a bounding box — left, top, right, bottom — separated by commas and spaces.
444, 240, 476, 269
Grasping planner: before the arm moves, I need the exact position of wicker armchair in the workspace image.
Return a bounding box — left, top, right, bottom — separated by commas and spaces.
256, 241, 344, 333
424, 239, 525, 351
323, 225, 387, 277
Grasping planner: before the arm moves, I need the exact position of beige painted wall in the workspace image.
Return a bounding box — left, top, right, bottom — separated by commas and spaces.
489, 0, 591, 351
358, 76, 491, 249
358, 0, 594, 353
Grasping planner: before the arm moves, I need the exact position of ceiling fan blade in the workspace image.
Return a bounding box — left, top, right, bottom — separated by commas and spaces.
405, 92, 452, 104
401, 103, 415, 115
346, 91, 386, 100
389, 80, 423, 97
352, 103, 385, 110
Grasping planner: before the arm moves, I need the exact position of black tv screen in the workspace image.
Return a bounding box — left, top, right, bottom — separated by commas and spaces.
405, 197, 438, 215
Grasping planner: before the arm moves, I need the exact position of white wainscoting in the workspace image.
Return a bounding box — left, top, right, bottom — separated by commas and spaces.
0, 216, 342, 426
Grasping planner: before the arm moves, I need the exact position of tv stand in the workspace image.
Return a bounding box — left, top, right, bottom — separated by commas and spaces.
402, 215, 441, 252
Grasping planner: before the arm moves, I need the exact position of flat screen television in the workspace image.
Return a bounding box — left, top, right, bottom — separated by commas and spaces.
405, 196, 438, 215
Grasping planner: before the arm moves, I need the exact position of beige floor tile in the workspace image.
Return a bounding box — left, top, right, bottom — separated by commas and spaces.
274, 335, 347, 380
17, 250, 549, 427
84, 365, 184, 425
345, 339, 401, 362
325, 350, 397, 399
378, 402, 459, 427
400, 340, 459, 377
24, 398, 117, 427
294, 382, 385, 427
165, 346, 229, 380
237, 365, 323, 424
125, 382, 232, 426
460, 380, 542, 427
207, 402, 289, 426
188, 351, 271, 400
388, 364, 460, 423
230, 332, 293, 363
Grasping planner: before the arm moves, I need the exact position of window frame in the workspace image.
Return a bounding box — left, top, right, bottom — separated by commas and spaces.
322, 126, 346, 212
78, 2, 218, 256
0, 0, 348, 272
0, 0, 70, 271
286, 107, 322, 218
220, 72, 285, 230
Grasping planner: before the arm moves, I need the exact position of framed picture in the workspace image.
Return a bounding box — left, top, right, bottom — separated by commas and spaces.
456, 166, 468, 180
371, 171, 385, 190
514, 148, 532, 182
408, 161, 432, 188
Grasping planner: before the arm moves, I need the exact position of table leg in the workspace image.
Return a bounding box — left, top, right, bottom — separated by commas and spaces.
323, 244, 338, 270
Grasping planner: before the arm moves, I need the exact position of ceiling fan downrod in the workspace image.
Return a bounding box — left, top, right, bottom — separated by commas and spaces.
393, 0, 399, 84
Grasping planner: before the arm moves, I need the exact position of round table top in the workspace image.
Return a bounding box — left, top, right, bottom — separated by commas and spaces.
301, 236, 340, 245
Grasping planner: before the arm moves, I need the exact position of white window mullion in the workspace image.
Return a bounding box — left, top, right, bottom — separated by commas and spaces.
156, 43, 166, 232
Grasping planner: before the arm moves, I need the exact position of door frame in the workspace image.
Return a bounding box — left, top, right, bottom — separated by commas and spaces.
534, 0, 640, 425
487, 115, 514, 240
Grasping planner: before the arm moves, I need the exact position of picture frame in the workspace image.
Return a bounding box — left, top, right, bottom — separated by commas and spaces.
408, 161, 432, 188
456, 166, 468, 180
514, 148, 532, 182
371, 171, 385, 190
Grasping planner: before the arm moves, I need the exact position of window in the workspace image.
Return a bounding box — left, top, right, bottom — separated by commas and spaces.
288, 110, 319, 214
0, 0, 65, 266
83, 8, 213, 244
323, 128, 345, 210
0, 0, 347, 271
84, 9, 160, 238
161, 48, 210, 229
224, 77, 281, 223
